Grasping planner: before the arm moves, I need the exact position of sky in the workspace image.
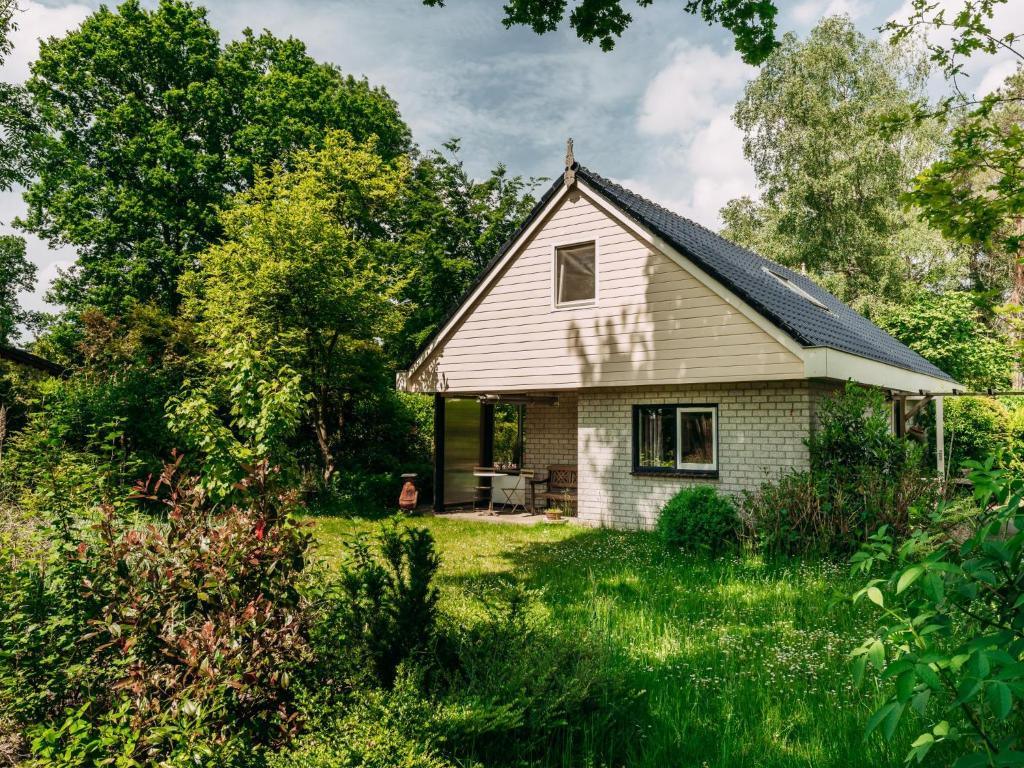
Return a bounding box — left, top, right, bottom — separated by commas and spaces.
2, 0, 1022, 318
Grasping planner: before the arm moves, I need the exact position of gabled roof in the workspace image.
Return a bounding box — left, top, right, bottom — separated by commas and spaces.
406, 162, 955, 385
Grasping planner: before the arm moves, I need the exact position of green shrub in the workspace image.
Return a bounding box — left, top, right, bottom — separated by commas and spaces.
331, 390, 435, 511
1005, 401, 1024, 473
656, 485, 738, 554
872, 291, 1014, 392
270, 720, 453, 768
742, 467, 939, 556
0, 458, 313, 766
311, 517, 440, 690
741, 471, 824, 555
270, 677, 456, 768
809, 382, 916, 481
320, 469, 404, 516
167, 341, 307, 502
31, 306, 194, 472
427, 583, 631, 766
851, 458, 1024, 765
945, 396, 1010, 472
300, 565, 629, 768
743, 384, 937, 556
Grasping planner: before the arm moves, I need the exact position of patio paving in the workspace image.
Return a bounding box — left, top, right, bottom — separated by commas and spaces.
430, 508, 571, 526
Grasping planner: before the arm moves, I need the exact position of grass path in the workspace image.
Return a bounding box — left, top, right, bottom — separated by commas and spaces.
312, 516, 915, 767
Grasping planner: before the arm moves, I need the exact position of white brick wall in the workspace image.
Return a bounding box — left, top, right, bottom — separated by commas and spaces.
577, 381, 817, 530
809, 380, 842, 432
523, 394, 578, 471
518, 381, 840, 529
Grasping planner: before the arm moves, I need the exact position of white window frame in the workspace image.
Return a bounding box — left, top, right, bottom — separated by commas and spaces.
551, 238, 599, 310
675, 406, 718, 472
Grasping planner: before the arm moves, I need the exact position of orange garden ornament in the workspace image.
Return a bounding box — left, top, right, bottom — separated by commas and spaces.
398, 473, 419, 511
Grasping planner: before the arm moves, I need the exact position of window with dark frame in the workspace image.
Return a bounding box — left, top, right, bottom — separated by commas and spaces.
632, 404, 718, 475
554, 242, 596, 306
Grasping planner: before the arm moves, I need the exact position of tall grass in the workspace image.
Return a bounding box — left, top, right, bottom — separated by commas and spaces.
313, 517, 918, 767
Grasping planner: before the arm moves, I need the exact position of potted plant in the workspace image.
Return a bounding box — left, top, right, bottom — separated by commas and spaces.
546, 489, 574, 522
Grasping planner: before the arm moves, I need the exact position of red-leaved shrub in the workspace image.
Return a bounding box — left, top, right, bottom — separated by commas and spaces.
3, 454, 313, 765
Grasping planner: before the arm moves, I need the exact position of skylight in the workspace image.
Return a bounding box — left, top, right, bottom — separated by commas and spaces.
762, 268, 831, 311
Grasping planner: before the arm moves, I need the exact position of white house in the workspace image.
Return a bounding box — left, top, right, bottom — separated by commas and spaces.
396, 147, 959, 529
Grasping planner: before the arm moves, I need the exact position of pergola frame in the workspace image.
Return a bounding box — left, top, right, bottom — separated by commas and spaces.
890, 389, 1024, 480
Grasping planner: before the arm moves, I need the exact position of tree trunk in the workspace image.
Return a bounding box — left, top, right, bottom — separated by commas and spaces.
313, 399, 335, 484
1012, 218, 1024, 390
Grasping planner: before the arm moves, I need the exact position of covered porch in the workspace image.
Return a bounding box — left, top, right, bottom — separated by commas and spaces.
431, 392, 578, 515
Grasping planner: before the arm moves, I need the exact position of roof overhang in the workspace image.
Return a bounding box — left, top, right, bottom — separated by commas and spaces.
802, 348, 962, 394
0, 344, 65, 376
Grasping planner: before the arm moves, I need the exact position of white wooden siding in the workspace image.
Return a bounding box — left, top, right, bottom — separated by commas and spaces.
405, 191, 804, 393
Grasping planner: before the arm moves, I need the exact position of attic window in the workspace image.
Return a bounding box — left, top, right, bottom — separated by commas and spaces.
554, 242, 596, 307
763, 268, 830, 311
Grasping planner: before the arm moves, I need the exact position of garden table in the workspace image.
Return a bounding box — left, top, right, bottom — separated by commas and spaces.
499, 473, 526, 514
471, 469, 507, 515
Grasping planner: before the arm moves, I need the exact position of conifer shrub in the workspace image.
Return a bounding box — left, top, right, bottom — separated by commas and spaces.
309, 517, 440, 692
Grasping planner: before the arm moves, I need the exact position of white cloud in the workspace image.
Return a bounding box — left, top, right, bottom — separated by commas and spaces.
620, 116, 755, 227
885, 0, 1024, 33
978, 58, 1020, 97
20, 253, 74, 313
681, 114, 756, 224
632, 44, 757, 228
637, 44, 755, 138
2, 1, 91, 83
885, 0, 1024, 100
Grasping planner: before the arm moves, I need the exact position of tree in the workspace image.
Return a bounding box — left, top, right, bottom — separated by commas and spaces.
0, 3, 39, 347
0, 235, 36, 345
905, 69, 1024, 293
872, 291, 1016, 391
422, 0, 781, 64
181, 131, 409, 483
851, 461, 1024, 767
0, 0, 31, 190
720, 16, 953, 306
167, 343, 306, 500
18, 0, 410, 316
30, 304, 197, 470
884, 1, 1024, 381
396, 140, 538, 363
0, 1, 14, 65
883, 0, 1022, 114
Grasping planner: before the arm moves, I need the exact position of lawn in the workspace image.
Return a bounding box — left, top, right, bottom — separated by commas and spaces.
312, 516, 911, 768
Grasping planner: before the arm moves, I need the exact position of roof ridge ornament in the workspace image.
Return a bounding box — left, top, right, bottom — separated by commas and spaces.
564, 137, 576, 187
